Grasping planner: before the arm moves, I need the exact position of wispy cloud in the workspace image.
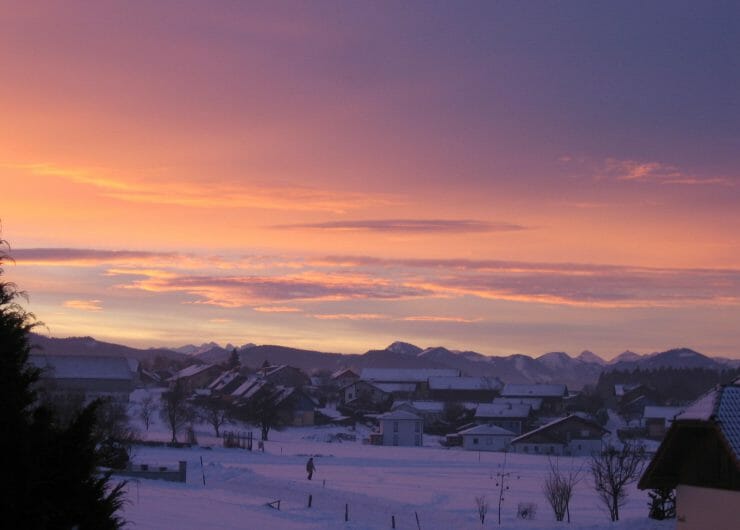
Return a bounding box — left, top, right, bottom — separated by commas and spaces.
108, 269, 431, 307
63, 299, 103, 311
402, 316, 482, 323
312, 313, 387, 320
10, 163, 398, 213
16, 246, 740, 312
273, 219, 527, 233
603, 158, 733, 186
10, 248, 180, 267
253, 306, 303, 313
318, 255, 740, 308
559, 156, 734, 187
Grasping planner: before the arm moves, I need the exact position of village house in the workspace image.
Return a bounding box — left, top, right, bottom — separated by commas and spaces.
168, 363, 223, 393
500, 384, 568, 414
458, 424, 516, 452
360, 368, 460, 399
510, 414, 608, 456
341, 380, 390, 408
639, 381, 740, 530
427, 376, 502, 402
492, 396, 543, 412
273, 387, 318, 426
391, 400, 447, 425
642, 405, 683, 439
330, 368, 360, 389
207, 369, 248, 398
474, 403, 532, 435
258, 364, 311, 387
370, 410, 423, 447
30, 354, 137, 403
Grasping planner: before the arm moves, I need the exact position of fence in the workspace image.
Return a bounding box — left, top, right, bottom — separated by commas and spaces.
112, 461, 187, 483
222, 430, 255, 450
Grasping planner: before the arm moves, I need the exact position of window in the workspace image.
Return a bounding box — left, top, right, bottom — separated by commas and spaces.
535, 445, 540, 453
473, 437, 479, 445
393, 421, 399, 432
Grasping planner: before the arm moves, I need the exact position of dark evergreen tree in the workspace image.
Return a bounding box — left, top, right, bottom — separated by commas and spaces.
227, 347, 240, 370
0, 237, 127, 529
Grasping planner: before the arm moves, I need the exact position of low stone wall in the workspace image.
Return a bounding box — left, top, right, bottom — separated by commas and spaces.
112, 461, 187, 483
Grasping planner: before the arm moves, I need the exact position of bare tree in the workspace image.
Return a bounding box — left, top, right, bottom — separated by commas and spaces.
475, 496, 488, 525
590, 444, 645, 521
138, 394, 157, 431
160, 379, 192, 443
239, 385, 287, 441
193, 394, 231, 437
543, 457, 582, 522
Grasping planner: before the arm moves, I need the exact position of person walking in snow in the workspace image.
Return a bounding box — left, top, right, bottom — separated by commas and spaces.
306, 457, 316, 480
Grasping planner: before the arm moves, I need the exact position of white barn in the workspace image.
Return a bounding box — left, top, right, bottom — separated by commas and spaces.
373, 410, 423, 447
458, 424, 516, 452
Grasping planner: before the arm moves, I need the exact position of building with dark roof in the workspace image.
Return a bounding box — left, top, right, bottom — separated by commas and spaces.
639, 381, 740, 530
510, 414, 608, 456
30, 354, 136, 402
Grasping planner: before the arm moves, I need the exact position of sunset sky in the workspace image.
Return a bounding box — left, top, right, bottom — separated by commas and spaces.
2, 1, 739, 359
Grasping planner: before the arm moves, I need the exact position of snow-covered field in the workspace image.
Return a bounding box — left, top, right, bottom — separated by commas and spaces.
119, 391, 673, 530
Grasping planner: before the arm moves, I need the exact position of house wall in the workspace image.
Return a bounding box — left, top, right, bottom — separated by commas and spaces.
380, 419, 422, 447
489, 419, 524, 435
39, 378, 133, 403
566, 438, 603, 456
292, 410, 315, 426
676, 484, 740, 530
462, 435, 511, 452
512, 442, 563, 456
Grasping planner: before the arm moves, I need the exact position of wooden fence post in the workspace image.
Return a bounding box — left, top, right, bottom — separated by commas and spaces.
308, 494, 312, 508
345, 503, 349, 522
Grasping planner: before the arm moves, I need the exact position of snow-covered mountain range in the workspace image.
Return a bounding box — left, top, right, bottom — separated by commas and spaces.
29, 334, 739, 390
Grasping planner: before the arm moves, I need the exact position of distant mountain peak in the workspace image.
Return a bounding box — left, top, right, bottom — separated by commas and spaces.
386, 341, 423, 356
576, 350, 605, 365
609, 350, 642, 364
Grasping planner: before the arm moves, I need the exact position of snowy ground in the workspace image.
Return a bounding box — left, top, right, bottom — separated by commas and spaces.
119, 390, 674, 530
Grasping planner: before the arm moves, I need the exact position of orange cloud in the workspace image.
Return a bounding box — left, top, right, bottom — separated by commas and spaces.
10, 162, 399, 213
253, 306, 303, 313
312, 313, 388, 320
63, 299, 103, 312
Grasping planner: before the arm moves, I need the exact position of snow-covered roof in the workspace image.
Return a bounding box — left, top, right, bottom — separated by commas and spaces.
377, 410, 422, 421
428, 376, 502, 391
501, 383, 567, 398
643, 406, 683, 421
675, 383, 740, 461
360, 368, 459, 383
373, 382, 417, 393
511, 415, 607, 444
475, 403, 531, 419
29, 354, 135, 381
208, 370, 240, 391
231, 376, 264, 398
392, 400, 445, 413
169, 363, 216, 381
458, 424, 516, 437
331, 368, 359, 380
493, 397, 543, 411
